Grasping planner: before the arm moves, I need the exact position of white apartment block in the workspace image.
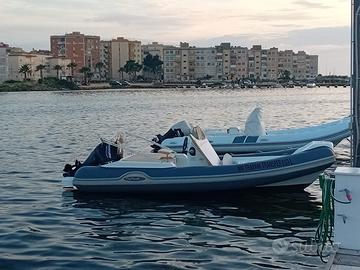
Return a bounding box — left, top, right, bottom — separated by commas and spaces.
142, 42, 166, 61
163, 43, 219, 82
163, 46, 180, 82
8, 53, 48, 81
191, 47, 217, 80
0, 42, 9, 82
8, 52, 71, 81
46, 57, 72, 78
162, 42, 319, 82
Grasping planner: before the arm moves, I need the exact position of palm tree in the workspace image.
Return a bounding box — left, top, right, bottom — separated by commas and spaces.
143, 54, 163, 80
124, 60, 142, 81
79, 66, 91, 84
87, 72, 94, 82
35, 64, 46, 80
18, 64, 31, 80
118, 67, 125, 81
95, 62, 104, 81
67, 62, 77, 81
54, 65, 63, 79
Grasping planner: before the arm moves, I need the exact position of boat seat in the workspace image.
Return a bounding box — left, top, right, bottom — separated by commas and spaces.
227, 127, 240, 134
189, 127, 221, 166
176, 154, 189, 167
158, 148, 175, 161
222, 153, 233, 165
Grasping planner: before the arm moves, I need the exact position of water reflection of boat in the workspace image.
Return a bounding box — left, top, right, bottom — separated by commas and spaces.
62, 126, 335, 193
62, 187, 322, 269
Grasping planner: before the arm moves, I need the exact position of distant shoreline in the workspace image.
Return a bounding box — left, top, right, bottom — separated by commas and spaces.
0, 81, 350, 92
0, 86, 349, 93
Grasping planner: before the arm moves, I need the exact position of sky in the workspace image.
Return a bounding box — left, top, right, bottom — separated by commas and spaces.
0, 0, 351, 75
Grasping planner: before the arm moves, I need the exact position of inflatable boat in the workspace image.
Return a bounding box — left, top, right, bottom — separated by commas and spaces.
152, 108, 350, 154
62, 127, 335, 193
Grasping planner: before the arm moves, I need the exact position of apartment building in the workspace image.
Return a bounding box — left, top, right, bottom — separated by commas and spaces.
162, 42, 318, 82
306, 55, 318, 80
142, 42, 167, 61
99, 40, 111, 80
163, 43, 219, 82
191, 47, 217, 80
163, 46, 180, 82
293, 51, 307, 80
7, 50, 72, 81
230, 46, 248, 80
50, 32, 100, 77
217, 43, 231, 80
107, 37, 142, 80
46, 57, 72, 78
110, 37, 130, 80
0, 42, 9, 82
249, 45, 269, 80
278, 50, 294, 78
129, 40, 142, 64
267, 47, 279, 80
8, 52, 48, 80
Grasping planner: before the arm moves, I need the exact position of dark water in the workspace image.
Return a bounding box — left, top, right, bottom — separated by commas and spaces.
0, 87, 350, 269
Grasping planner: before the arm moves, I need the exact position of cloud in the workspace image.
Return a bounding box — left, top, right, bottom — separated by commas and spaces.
239, 12, 312, 22
192, 26, 350, 48
191, 26, 351, 74
270, 23, 303, 28
87, 13, 189, 28
292, 0, 331, 9
0, 0, 350, 74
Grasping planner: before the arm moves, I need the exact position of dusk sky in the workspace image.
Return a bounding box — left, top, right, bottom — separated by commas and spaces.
0, 0, 351, 75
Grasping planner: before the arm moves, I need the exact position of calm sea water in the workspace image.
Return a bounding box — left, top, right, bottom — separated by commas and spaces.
0, 87, 350, 270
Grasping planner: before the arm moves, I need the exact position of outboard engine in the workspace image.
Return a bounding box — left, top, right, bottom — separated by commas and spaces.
151, 128, 184, 152
151, 121, 192, 152
63, 142, 123, 177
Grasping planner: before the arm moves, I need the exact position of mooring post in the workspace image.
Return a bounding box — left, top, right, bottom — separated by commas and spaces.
351, 0, 360, 167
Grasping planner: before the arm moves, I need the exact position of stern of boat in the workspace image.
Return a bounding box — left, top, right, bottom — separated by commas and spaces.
62, 177, 77, 191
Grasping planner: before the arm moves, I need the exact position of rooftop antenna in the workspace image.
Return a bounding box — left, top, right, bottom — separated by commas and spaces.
351, 0, 360, 166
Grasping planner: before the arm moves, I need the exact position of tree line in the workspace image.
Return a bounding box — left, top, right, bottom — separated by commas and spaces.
16, 53, 164, 84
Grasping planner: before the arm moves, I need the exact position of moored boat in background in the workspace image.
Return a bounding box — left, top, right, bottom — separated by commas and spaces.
152, 108, 350, 154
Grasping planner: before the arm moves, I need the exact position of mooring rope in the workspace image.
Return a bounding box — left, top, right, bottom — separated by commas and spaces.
315, 174, 335, 263
315, 174, 352, 263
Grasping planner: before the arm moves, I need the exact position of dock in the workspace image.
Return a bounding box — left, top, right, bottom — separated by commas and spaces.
327, 167, 360, 270
327, 249, 360, 270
